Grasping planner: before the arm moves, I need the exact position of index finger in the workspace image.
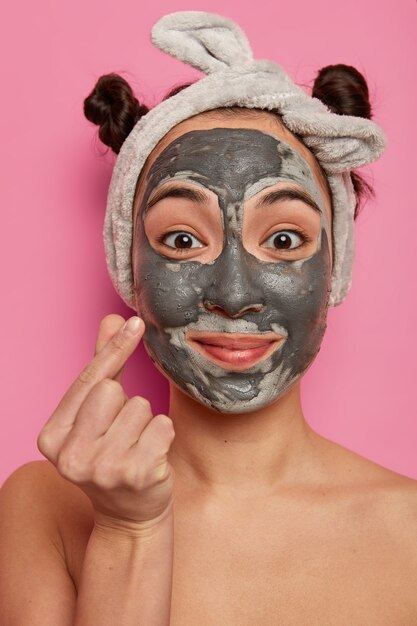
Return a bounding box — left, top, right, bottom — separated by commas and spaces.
95, 314, 126, 356
49, 316, 145, 429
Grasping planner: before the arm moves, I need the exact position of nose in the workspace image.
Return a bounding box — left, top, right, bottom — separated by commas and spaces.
203, 243, 265, 318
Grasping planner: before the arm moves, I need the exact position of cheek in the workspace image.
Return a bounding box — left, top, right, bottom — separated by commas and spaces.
133, 249, 205, 328
132, 217, 203, 327
262, 251, 331, 325
263, 233, 332, 370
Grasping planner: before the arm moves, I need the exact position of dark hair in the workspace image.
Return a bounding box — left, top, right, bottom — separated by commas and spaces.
83, 73, 149, 155
311, 64, 375, 218
83, 64, 375, 218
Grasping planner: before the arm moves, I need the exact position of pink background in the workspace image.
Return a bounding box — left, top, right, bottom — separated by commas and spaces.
1, 0, 416, 486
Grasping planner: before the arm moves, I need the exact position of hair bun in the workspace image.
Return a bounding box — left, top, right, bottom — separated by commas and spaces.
83, 73, 149, 154
312, 64, 372, 120
312, 64, 375, 219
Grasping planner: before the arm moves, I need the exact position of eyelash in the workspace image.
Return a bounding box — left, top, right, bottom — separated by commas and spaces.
156, 228, 313, 254
261, 228, 313, 252
156, 231, 204, 254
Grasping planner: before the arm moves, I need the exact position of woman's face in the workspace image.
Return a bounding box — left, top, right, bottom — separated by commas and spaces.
131, 111, 333, 413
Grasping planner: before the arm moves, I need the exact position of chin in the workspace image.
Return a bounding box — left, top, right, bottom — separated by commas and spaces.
168, 370, 302, 415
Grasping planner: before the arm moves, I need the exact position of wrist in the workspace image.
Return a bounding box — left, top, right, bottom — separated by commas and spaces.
93, 504, 174, 542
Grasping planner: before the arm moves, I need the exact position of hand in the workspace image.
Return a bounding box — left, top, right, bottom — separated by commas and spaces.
37, 314, 176, 530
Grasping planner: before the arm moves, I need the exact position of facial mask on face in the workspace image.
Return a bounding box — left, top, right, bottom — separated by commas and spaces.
132, 128, 332, 413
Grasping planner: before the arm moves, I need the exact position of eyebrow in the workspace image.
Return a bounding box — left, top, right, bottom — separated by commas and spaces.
144, 183, 322, 214
254, 188, 322, 213
145, 185, 210, 212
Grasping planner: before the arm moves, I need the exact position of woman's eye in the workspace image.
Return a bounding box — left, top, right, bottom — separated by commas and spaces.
262, 230, 306, 251
159, 231, 204, 251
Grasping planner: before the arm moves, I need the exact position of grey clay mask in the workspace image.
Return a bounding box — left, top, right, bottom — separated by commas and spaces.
132, 128, 332, 413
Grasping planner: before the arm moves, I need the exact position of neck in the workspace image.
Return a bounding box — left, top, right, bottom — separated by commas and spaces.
167, 381, 322, 501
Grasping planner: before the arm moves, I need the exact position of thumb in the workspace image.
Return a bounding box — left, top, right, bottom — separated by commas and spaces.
95, 314, 127, 384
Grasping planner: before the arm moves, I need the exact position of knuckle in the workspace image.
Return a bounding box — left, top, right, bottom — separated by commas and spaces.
97, 377, 123, 394
119, 464, 141, 487
130, 396, 152, 413
91, 378, 126, 405
157, 419, 176, 446
36, 429, 54, 458
154, 414, 175, 435
57, 449, 89, 483
139, 416, 175, 457
110, 333, 128, 354
149, 457, 171, 484
77, 362, 100, 386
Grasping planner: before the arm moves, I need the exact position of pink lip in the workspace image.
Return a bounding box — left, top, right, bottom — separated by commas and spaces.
186, 331, 286, 371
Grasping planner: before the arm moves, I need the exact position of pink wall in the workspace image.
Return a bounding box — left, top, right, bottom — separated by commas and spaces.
1, 0, 416, 485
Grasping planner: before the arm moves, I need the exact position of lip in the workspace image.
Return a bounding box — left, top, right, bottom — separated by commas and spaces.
185, 331, 286, 371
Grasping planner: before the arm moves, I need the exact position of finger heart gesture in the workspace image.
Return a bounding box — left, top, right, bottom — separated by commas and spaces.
37, 315, 176, 530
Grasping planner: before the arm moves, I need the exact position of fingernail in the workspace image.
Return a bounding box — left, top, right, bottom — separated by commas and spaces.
123, 316, 141, 336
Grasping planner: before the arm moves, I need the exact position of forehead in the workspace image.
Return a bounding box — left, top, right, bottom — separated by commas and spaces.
147, 110, 314, 166
133, 111, 332, 222
145, 128, 323, 208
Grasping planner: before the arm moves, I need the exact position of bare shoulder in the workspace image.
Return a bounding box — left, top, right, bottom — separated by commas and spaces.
0, 460, 94, 571
1, 459, 94, 520
0, 461, 95, 622
315, 433, 417, 532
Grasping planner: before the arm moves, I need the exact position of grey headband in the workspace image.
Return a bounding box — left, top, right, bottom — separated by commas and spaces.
103, 10, 386, 308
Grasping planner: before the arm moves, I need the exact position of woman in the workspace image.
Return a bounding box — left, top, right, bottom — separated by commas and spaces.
1, 11, 417, 625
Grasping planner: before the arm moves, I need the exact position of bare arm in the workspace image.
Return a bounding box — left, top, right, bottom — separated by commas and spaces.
75, 509, 174, 626
0, 315, 177, 625
0, 460, 174, 626
0, 462, 77, 625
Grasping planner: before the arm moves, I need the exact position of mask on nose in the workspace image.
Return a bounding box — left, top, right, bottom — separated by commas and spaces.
132, 128, 332, 413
